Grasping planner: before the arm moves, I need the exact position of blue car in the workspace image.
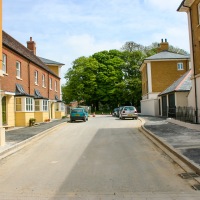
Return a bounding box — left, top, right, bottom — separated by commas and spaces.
70, 108, 88, 122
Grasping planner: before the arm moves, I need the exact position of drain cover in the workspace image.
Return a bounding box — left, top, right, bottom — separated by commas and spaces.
192, 184, 200, 190
179, 172, 199, 179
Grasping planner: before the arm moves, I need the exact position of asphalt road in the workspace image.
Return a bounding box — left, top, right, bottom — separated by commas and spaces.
0, 116, 199, 199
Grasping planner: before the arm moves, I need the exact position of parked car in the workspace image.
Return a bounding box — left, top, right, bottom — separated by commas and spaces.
112, 108, 119, 116
119, 106, 138, 120
70, 108, 88, 122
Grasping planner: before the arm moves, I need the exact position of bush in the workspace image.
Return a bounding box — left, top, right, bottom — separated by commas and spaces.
29, 118, 36, 126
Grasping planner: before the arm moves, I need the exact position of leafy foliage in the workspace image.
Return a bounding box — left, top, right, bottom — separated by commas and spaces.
62, 41, 188, 112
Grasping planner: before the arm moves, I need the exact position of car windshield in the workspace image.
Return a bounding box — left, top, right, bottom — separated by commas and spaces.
71, 109, 83, 113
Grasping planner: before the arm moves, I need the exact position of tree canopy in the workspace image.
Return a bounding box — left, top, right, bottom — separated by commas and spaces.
62, 41, 188, 112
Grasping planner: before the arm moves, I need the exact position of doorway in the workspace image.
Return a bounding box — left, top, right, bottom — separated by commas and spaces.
2, 96, 7, 125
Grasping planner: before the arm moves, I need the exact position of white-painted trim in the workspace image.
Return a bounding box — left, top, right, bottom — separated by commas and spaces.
147, 63, 152, 93
187, 11, 194, 73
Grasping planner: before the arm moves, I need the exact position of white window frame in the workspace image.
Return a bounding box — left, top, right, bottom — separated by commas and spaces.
15, 97, 22, 111
198, 3, 200, 25
35, 70, 38, 85
42, 74, 46, 87
16, 61, 21, 78
49, 78, 52, 90
35, 100, 40, 111
55, 81, 57, 91
43, 100, 48, 111
61, 103, 65, 111
55, 103, 59, 111
2, 54, 7, 73
177, 62, 184, 70
26, 97, 34, 112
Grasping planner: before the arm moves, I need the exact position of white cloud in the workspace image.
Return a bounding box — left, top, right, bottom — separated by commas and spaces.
3, 0, 190, 85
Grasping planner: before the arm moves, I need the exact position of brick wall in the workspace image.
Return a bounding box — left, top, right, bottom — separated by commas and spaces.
2, 46, 60, 100
151, 60, 189, 92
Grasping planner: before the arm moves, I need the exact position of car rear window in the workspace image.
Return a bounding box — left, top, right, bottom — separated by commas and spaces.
71, 109, 83, 113
124, 106, 135, 110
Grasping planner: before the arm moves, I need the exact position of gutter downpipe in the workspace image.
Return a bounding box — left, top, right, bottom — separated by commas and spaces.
183, 3, 198, 123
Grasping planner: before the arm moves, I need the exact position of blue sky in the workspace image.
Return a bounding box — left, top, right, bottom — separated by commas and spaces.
3, 0, 189, 84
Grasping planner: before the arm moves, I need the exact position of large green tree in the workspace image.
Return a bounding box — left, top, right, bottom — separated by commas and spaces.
62, 49, 145, 111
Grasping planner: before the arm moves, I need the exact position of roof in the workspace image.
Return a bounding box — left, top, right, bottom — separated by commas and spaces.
177, 0, 195, 11
15, 83, 34, 97
144, 51, 190, 61
2, 31, 59, 78
159, 70, 192, 96
38, 57, 64, 66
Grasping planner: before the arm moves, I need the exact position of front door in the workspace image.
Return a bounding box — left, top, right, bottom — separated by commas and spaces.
2, 96, 7, 125
168, 93, 176, 118
162, 96, 167, 117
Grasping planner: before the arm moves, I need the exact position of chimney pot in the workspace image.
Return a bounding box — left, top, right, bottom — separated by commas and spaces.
27, 37, 36, 55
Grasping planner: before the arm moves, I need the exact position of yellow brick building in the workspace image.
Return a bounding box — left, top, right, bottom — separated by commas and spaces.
140, 39, 190, 116
178, 0, 200, 123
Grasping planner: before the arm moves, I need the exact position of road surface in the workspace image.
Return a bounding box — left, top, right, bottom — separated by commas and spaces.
0, 115, 199, 199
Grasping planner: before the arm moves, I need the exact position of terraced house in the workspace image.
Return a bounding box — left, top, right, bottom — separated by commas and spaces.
178, 0, 200, 123
2, 31, 65, 127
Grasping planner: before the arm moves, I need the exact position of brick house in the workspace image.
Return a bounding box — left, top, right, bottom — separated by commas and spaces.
140, 39, 190, 116
178, 0, 200, 123
2, 31, 65, 127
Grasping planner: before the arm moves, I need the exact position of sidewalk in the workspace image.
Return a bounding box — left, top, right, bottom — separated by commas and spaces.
0, 118, 68, 158
140, 116, 200, 174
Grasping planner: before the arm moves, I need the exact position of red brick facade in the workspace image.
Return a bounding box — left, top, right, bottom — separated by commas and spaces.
2, 41, 60, 100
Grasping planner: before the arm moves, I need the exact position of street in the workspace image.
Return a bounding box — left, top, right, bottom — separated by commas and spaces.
0, 116, 199, 199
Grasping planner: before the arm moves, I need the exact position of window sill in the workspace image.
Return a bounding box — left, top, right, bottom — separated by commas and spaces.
3, 73, 8, 76
35, 83, 39, 86
42, 86, 46, 88
16, 76, 22, 80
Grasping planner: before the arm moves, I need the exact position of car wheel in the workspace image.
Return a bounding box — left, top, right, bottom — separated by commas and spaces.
83, 117, 86, 122
135, 117, 138, 120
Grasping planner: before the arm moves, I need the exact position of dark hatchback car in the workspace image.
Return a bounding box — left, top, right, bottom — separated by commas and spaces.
112, 108, 119, 116
70, 108, 88, 122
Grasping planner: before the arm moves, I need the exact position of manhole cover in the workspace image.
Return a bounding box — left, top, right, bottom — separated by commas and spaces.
192, 184, 200, 190
179, 172, 199, 179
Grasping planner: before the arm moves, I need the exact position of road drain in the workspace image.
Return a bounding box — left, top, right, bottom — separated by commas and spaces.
192, 184, 200, 190
179, 172, 199, 179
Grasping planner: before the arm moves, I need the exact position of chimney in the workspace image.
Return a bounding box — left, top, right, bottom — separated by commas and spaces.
27, 37, 36, 55
157, 38, 169, 53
